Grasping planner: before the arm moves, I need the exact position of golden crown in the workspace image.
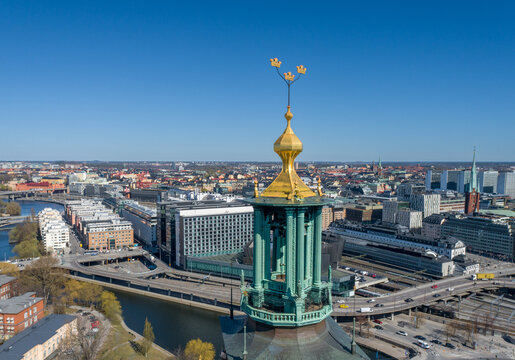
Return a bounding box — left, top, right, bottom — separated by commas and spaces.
296, 65, 307, 74
270, 58, 282, 68
284, 72, 295, 81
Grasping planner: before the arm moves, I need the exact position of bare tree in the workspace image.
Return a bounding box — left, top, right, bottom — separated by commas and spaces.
482, 313, 494, 336
58, 316, 106, 360
356, 316, 369, 336
414, 311, 426, 329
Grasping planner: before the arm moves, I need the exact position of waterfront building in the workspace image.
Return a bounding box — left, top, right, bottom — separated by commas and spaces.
157, 200, 253, 267
121, 201, 157, 249
38, 208, 69, 253
0, 292, 44, 339
15, 182, 65, 193
0, 275, 16, 300
442, 214, 515, 261
410, 193, 440, 218
0, 314, 76, 359
497, 171, 515, 198
66, 199, 134, 250
220, 62, 367, 359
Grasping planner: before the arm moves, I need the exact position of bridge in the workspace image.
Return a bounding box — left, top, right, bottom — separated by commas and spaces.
0, 188, 67, 200
56, 249, 515, 320
0, 215, 29, 228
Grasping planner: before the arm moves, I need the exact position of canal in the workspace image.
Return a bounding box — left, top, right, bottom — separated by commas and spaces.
114, 289, 394, 359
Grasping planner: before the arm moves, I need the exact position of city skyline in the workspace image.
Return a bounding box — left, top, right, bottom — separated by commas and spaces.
1, 1, 514, 161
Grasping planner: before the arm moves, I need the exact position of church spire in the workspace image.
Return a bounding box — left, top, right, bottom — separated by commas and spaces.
470, 146, 477, 192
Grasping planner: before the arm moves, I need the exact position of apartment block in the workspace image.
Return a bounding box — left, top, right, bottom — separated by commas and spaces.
0, 292, 44, 338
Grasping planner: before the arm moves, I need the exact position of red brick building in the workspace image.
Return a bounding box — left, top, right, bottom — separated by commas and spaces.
0, 275, 16, 300
0, 292, 45, 338
15, 182, 65, 193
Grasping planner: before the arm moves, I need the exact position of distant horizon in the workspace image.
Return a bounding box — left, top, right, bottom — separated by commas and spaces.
1, 159, 515, 165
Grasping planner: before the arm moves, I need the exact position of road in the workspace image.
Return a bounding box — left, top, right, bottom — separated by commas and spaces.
333, 267, 515, 318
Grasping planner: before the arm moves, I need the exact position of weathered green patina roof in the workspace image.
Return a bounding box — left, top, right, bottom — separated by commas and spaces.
220, 315, 370, 360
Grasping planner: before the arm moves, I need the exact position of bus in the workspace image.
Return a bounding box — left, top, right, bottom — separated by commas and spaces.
85, 250, 99, 256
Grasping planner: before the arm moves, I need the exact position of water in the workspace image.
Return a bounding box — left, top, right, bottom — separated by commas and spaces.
113, 290, 394, 359
0, 200, 64, 259
113, 289, 225, 354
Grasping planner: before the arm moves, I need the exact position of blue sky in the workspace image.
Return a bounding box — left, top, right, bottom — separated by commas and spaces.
1, 1, 514, 162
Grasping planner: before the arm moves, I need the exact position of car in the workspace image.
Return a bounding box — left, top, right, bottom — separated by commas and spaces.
405, 298, 414, 303
396, 330, 408, 336
82, 312, 91, 316
373, 319, 383, 325
336, 299, 346, 304
367, 299, 376, 303
433, 293, 441, 298
371, 274, 376, 278
431, 284, 438, 289
374, 325, 384, 330
447, 287, 454, 291
414, 335, 426, 341
431, 339, 443, 345
374, 303, 384, 308
344, 267, 351, 271
445, 342, 456, 349
339, 304, 349, 308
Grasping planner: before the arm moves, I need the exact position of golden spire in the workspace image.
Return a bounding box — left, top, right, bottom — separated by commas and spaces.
254, 179, 259, 198
317, 177, 323, 196
260, 58, 316, 200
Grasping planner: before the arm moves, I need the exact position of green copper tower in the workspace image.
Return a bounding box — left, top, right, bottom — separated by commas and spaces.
240, 59, 333, 327
220, 59, 369, 360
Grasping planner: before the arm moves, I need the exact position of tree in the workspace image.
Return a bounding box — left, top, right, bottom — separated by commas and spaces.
0, 262, 20, 276
9, 220, 38, 244
5, 201, 21, 216
414, 311, 426, 329
18, 256, 65, 305
356, 316, 369, 336
141, 317, 155, 358
184, 338, 215, 360
58, 316, 106, 360
100, 290, 122, 323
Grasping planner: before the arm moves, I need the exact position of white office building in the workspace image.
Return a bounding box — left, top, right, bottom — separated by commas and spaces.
410, 193, 441, 218
497, 172, 515, 198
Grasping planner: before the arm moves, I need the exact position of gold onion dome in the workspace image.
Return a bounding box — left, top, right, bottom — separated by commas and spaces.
260, 106, 316, 200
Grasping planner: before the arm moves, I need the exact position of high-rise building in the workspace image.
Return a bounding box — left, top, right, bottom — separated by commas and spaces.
410, 193, 440, 218
121, 201, 157, 249
157, 200, 253, 267
397, 183, 425, 201
396, 208, 423, 230
478, 171, 499, 194
497, 172, 515, 198
425, 170, 443, 190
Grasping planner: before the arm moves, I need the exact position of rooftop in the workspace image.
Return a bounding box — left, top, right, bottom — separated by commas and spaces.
0, 314, 76, 359
0, 292, 42, 314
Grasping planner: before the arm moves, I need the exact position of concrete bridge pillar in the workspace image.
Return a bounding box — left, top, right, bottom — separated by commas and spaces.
408, 308, 411, 316
390, 312, 394, 321
181, 293, 183, 299
109, 278, 112, 283
92, 275, 95, 280
127, 281, 131, 287
168, 289, 171, 296
147, 285, 150, 291
214, 298, 217, 306
190, 293, 193, 301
